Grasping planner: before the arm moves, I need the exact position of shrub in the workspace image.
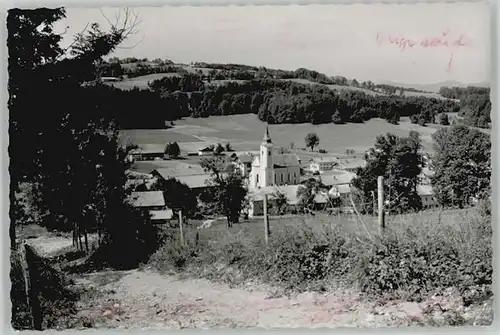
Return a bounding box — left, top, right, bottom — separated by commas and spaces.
10, 248, 79, 330
355, 212, 492, 304
149, 209, 492, 307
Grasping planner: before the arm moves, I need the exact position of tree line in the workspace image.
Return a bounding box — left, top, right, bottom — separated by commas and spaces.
101, 58, 433, 95
438, 86, 491, 128
89, 74, 460, 129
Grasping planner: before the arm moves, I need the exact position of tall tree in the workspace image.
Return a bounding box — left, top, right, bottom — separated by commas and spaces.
152, 177, 198, 218
201, 157, 247, 227
8, 7, 153, 261
431, 125, 491, 207
305, 133, 320, 151
352, 132, 424, 214
165, 142, 181, 159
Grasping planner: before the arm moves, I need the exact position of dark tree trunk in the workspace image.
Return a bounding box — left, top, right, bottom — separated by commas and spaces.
84, 228, 89, 253
78, 227, 83, 251
72, 223, 77, 248
97, 225, 102, 246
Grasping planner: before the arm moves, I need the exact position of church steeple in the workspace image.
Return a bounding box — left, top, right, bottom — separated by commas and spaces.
263, 125, 272, 144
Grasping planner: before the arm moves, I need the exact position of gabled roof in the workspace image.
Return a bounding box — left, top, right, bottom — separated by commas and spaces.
150, 209, 174, 220
417, 184, 433, 196
238, 154, 253, 164
174, 174, 216, 189
274, 154, 300, 167
129, 191, 165, 207
337, 159, 366, 170
310, 157, 338, 164
151, 163, 205, 179
333, 184, 351, 194
129, 144, 165, 155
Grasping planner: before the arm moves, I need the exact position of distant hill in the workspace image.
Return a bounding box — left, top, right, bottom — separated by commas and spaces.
379, 80, 490, 93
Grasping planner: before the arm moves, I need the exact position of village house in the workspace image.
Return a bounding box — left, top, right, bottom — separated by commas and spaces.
150, 163, 206, 180
249, 127, 301, 189
335, 158, 366, 173
128, 191, 173, 224
127, 144, 166, 162
320, 171, 357, 187
151, 165, 230, 197
233, 153, 253, 177
198, 146, 215, 156
417, 184, 437, 208
309, 157, 338, 173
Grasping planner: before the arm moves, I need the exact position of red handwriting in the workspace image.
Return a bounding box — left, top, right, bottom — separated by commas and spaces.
376, 30, 469, 72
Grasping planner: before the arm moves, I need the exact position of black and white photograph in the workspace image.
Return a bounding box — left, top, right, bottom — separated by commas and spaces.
6, 0, 493, 330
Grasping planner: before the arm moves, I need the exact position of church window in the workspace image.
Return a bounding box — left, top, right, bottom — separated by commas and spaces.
256, 174, 259, 184
274, 175, 276, 183
281, 174, 283, 183
288, 173, 290, 181
268, 151, 271, 156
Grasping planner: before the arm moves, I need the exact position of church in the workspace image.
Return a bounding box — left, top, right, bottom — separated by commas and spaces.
249, 127, 301, 189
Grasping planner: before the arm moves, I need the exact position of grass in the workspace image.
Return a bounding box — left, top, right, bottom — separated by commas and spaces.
149, 207, 492, 314
119, 129, 201, 146
108, 73, 181, 90
169, 114, 441, 154
121, 114, 442, 171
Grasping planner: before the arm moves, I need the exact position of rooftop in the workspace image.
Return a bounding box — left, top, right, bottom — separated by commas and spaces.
173, 173, 229, 189
151, 163, 206, 179
150, 209, 174, 220
321, 172, 356, 186
330, 184, 351, 194
337, 158, 366, 170
129, 143, 165, 155
417, 184, 434, 196
129, 191, 165, 207
238, 154, 253, 164
310, 157, 338, 163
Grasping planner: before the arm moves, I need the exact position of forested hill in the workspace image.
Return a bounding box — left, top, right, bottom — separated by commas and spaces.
89, 59, 489, 130
438, 86, 491, 128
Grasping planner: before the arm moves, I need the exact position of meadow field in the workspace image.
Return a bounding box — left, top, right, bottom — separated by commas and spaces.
108, 73, 181, 90
121, 114, 443, 158
108, 69, 449, 101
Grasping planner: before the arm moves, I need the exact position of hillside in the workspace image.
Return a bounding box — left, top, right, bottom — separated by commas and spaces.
104, 61, 466, 101
379, 80, 490, 93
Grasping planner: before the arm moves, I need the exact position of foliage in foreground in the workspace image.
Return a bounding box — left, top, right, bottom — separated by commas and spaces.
149, 209, 492, 308
10, 249, 79, 330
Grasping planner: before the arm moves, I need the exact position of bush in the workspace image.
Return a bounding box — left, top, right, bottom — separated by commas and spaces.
149, 209, 492, 306
356, 212, 492, 304
10, 248, 80, 330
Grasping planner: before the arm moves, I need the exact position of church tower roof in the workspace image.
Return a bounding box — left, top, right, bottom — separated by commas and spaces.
263, 125, 272, 144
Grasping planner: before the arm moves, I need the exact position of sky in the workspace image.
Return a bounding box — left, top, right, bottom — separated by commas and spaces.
55, 2, 490, 85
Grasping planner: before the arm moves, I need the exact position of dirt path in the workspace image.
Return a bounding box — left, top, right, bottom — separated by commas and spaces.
74, 269, 429, 329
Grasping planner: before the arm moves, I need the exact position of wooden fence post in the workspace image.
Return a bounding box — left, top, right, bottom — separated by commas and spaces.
21, 243, 42, 330
377, 176, 385, 233
263, 194, 270, 244
178, 210, 185, 246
